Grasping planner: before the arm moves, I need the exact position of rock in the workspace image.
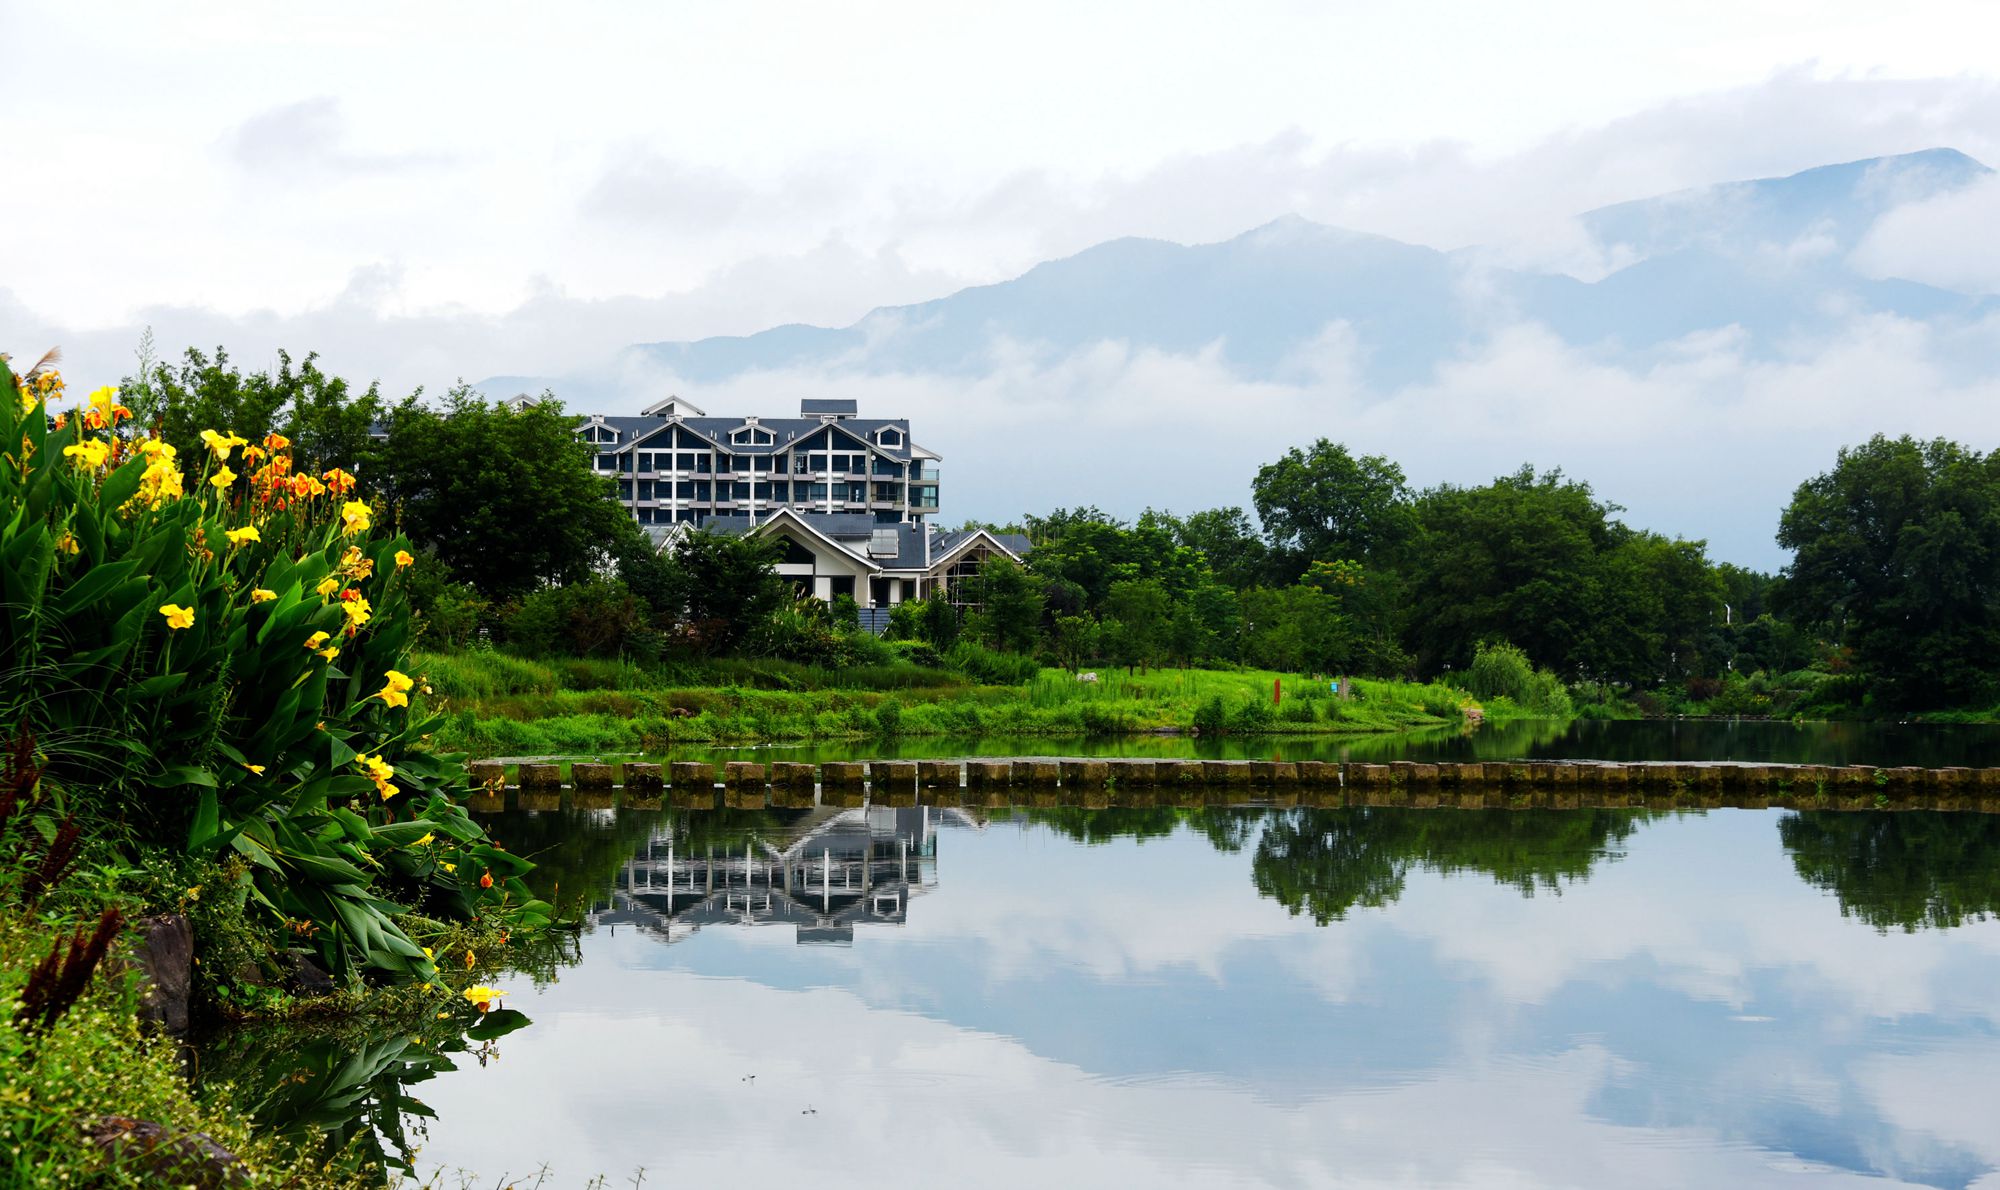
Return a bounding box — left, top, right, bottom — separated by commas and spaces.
130, 914, 192, 1035
87, 1116, 251, 1187
282, 953, 335, 997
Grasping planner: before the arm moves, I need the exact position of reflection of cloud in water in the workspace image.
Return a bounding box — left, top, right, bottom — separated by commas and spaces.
406, 809, 2000, 1187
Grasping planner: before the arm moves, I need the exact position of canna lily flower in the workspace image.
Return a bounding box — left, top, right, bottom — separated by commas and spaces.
323, 468, 356, 495
414, 833, 434, 847
55, 531, 80, 555
159, 604, 195, 630
394, 549, 414, 568
263, 432, 290, 452
224, 525, 260, 546
374, 669, 414, 709
16, 387, 34, 417
378, 781, 399, 800
341, 595, 372, 632
303, 630, 331, 650
479, 871, 494, 889
83, 407, 107, 430
463, 949, 476, 969
315, 577, 340, 598
209, 466, 237, 489
249, 588, 277, 603
138, 438, 176, 460
340, 499, 371, 536
87, 386, 118, 418
317, 644, 339, 662
240, 445, 266, 466
199, 429, 248, 461
441, 862, 456, 873
421, 946, 434, 959
462, 985, 501, 1012
62, 439, 110, 470
243, 763, 266, 775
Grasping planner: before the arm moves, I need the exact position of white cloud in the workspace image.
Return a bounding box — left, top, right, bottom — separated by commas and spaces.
1851, 172, 2000, 294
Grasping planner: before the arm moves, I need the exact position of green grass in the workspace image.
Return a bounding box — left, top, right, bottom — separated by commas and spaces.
410, 649, 1543, 756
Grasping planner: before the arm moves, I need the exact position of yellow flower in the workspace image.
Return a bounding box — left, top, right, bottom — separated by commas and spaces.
55, 531, 80, 555
209, 466, 237, 490
243, 763, 266, 775
138, 438, 176, 460
249, 588, 277, 603
421, 946, 434, 959
323, 468, 357, 495
378, 781, 400, 800
199, 429, 247, 461
185, 886, 201, 902
341, 596, 372, 631
16, 387, 34, 417
263, 432, 290, 452
374, 669, 414, 709
159, 604, 195, 630
304, 630, 331, 650
395, 549, 415, 568
225, 525, 260, 546
62, 439, 110, 470
340, 500, 371, 536
87, 386, 119, 418
414, 833, 434, 847
317, 644, 340, 662
462, 985, 502, 1012
315, 577, 340, 598
441, 862, 456, 873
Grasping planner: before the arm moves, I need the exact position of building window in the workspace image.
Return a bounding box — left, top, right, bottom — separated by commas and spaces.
877, 428, 902, 447
782, 536, 816, 566
596, 454, 615, 471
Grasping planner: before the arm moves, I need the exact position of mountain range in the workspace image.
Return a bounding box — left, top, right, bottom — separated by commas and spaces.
485, 148, 1995, 401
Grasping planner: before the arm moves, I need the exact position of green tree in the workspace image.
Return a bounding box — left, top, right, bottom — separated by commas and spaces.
1174, 506, 1272, 589
123, 346, 388, 473
1780, 811, 2000, 931
647, 529, 791, 655
1101, 579, 1171, 671
372, 387, 635, 601
1250, 440, 1413, 573
1776, 434, 2000, 709
1048, 614, 1102, 671
966, 557, 1044, 654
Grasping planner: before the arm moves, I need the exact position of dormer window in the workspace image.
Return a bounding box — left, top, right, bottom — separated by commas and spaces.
730, 424, 775, 447
875, 427, 903, 448
578, 423, 621, 445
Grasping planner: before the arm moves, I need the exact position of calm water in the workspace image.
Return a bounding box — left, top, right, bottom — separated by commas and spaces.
208, 798, 2000, 1188
560, 717, 2000, 769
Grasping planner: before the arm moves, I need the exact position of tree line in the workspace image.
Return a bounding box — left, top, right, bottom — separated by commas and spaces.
123, 346, 2000, 713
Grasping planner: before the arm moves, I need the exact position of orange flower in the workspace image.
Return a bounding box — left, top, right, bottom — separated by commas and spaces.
479, 871, 494, 889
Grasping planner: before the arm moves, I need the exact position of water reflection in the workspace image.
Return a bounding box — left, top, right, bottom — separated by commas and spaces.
1780, 811, 2000, 932
594, 806, 951, 946
199, 802, 2000, 1188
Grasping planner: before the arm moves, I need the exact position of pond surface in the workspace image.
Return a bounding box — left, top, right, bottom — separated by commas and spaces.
214, 798, 2000, 1188
564, 716, 2000, 769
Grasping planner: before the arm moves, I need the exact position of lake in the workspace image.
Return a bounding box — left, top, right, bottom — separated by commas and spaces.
205, 774, 2000, 1187
549, 716, 2000, 769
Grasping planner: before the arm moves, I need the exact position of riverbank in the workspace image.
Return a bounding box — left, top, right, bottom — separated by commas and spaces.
412, 650, 1536, 756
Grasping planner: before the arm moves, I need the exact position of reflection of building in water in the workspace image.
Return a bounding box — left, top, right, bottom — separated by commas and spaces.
589, 805, 972, 946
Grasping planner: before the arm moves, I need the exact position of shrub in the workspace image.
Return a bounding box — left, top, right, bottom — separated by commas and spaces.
0, 365, 548, 985
875, 698, 904, 737
1229, 697, 1275, 733
1193, 694, 1228, 735
1463, 641, 1572, 716
889, 638, 943, 668
945, 641, 1040, 685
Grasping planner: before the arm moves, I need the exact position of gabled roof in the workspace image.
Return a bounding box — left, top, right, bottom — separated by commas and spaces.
576, 415, 921, 460
640, 394, 707, 417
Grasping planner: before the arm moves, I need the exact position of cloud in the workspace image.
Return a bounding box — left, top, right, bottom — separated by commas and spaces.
223, 96, 446, 179
1851, 172, 2000, 294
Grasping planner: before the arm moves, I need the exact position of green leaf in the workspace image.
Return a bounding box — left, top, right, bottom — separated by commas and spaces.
464, 1008, 532, 1041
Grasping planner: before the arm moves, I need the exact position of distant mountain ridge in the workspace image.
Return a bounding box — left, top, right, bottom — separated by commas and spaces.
483, 148, 1995, 403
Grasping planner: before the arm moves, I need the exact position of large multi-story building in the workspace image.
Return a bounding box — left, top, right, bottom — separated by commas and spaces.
577, 394, 941, 527
576, 396, 1028, 615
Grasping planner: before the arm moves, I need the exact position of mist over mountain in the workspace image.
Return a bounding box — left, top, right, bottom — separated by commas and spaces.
483, 149, 2000, 569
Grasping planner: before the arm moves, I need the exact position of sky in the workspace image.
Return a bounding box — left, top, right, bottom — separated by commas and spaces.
6, 1, 2000, 564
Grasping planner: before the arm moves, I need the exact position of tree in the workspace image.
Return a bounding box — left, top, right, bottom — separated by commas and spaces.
966, 557, 1043, 654
123, 346, 388, 473
1048, 614, 1102, 671
1250, 440, 1413, 573
1175, 506, 1271, 589
1776, 435, 2000, 709
1101, 579, 1171, 671
372, 387, 636, 601
647, 530, 791, 655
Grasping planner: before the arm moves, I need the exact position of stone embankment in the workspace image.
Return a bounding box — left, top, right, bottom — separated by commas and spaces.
462, 759, 2000, 811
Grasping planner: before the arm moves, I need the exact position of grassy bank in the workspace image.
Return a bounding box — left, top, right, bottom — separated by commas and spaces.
411, 649, 1547, 757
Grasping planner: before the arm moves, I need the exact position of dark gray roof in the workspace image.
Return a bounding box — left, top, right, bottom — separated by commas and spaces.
685, 512, 1031, 572
582, 415, 918, 461
800, 398, 858, 417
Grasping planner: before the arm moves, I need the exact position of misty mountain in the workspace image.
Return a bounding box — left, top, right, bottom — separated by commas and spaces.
488, 148, 1995, 402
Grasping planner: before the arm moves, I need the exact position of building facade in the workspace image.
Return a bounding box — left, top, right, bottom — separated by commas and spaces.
580, 396, 1028, 614
578, 395, 941, 527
